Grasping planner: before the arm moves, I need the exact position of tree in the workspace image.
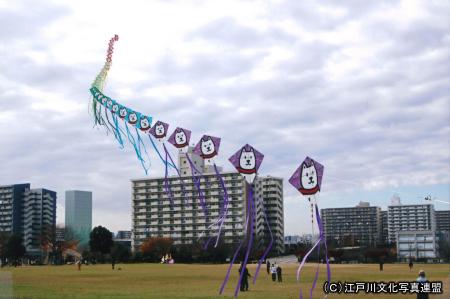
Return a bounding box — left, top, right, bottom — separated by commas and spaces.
0, 232, 10, 267
89, 226, 113, 262
140, 237, 173, 262
111, 242, 130, 263
6, 234, 25, 266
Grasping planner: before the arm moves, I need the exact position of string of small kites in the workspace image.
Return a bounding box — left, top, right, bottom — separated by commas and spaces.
89, 35, 330, 298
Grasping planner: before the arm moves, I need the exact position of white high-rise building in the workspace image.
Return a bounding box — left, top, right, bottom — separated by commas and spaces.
131, 148, 284, 255
387, 203, 436, 244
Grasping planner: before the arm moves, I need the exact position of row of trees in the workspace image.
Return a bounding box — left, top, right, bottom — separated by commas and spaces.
0, 233, 26, 266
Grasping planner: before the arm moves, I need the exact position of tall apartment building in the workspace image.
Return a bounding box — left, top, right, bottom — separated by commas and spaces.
387, 203, 435, 244
132, 149, 284, 255
0, 184, 57, 259
321, 202, 382, 247
65, 190, 92, 247
254, 176, 284, 254
0, 184, 30, 234
435, 210, 450, 233
23, 189, 57, 257
116, 230, 132, 239
380, 210, 389, 244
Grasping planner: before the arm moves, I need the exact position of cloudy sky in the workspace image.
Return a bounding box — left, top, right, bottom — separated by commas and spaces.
1, 0, 449, 235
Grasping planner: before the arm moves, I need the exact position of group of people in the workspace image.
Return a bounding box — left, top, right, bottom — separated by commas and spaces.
267, 260, 282, 282
236, 260, 283, 292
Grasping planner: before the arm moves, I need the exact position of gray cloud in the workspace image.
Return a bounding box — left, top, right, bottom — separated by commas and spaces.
0, 0, 448, 235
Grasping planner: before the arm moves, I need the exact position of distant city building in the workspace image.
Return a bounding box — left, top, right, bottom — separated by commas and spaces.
0, 184, 57, 259
114, 230, 132, 250
116, 230, 132, 239
321, 202, 381, 247
55, 227, 65, 242
65, 190, 92, 247
397, 230, 438, 260
380, 210, 389, 244
132, 148, 284, 255
435, 210, 450, 233
23, 189, 57, 257
387, 203, 435, 244
284, 235, 301, 245
0, 184, 30, 235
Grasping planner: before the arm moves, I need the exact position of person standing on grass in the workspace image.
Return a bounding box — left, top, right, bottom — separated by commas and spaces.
239, 266, 251, 292
76, 260, 81, 271
416, 270, 429, 299
270, 264, 277, 282
379, 260, 383, 271
266, 260, 270, 274
112, 258, 115, 270
276, 265, 282, 282
409, 259, 413, 271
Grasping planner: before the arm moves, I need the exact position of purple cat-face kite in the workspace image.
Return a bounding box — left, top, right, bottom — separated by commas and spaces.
229, 144, 264, 184
149, 120, 169, 142
167, 127, 191, 152
289, 156, 324, 196
193, 134, 221, 164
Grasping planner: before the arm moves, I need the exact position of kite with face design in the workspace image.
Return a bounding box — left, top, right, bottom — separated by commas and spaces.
193, 135, 221, 165
221, 144, 268, 296
149, 121, 169, 142
289, 157, 323, 197
168, 127, 191, 151
288, 157, 330, 299
229, 144, 263, 184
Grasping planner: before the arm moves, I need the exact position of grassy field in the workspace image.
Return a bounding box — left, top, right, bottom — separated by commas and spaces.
0, 263, 449, 299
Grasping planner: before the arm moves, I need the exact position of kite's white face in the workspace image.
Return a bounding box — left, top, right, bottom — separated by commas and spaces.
107, 99, 113, 108
175, 130, 187, 145
140, 117, 150, 130
155, 123, 165, 137
201, 137, 215, 156
101, 97, 107, 105
301, 162, 318, 189
239, 147, 255, 170
128, 112, 138, 124
112, 104, 119, 113
119, 107, 127, 118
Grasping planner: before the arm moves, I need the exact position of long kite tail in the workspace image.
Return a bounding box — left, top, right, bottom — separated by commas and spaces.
92, 34, 119, 91
90, 34, 119, 128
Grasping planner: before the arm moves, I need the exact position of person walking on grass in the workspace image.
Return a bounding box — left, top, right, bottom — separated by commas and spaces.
270, 264, 277, 282
266, 260, 270, 274
276, 265, 282, 282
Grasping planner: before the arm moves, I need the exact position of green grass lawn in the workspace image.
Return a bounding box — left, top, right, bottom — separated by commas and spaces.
0, 263, 449, 299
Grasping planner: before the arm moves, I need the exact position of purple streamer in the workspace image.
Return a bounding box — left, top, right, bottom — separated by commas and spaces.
234, 184, 255, 297
252, 195, 274, 284
219, 203, 250, 295
186, 154, 209, 220
163, 147, 175, 208
163, 143, 188, 206
205, 163, 230, 248
297, 202, 331, 299
308, 243, 321, 299
316, 204, 331, 283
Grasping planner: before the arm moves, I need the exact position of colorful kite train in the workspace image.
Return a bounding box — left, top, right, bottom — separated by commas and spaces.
89, 35, 330, 298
